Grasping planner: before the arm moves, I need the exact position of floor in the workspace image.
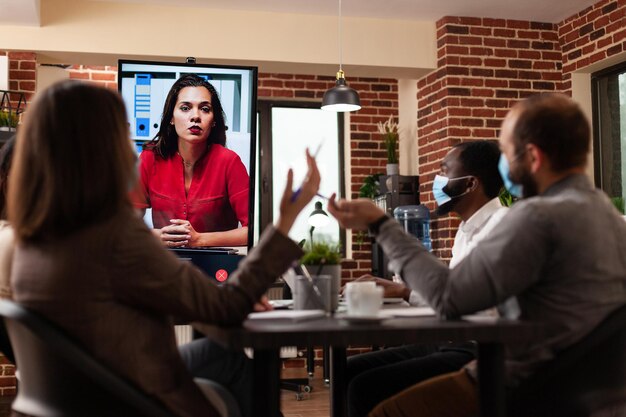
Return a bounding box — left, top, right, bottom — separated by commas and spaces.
0, 367, 331, 417
281, 367, 330, 417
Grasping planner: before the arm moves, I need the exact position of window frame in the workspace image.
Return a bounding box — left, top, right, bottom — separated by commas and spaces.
257, 100, 346, 253
591, 61, 626, 192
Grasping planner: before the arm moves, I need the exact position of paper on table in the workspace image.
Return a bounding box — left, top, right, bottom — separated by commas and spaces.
248, 309, 325, 321
382, 307, 436, 317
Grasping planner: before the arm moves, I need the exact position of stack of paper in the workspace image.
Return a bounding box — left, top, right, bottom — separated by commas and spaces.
248, 309, 326, 321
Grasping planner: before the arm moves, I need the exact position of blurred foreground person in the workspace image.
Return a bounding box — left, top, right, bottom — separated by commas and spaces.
329, 93, 626, 417
8, 80, 320, 417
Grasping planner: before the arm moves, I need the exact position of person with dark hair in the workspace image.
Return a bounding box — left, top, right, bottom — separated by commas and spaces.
329, 93, 626, 417
8, 80, 320, 417
132, 74, 249, 248
0, 135, 16, 364
343, 140, 508, 417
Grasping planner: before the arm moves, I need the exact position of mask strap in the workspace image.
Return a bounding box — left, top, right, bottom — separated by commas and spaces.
446, 175, 476, 197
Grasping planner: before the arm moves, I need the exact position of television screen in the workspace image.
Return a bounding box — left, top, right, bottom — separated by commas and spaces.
118, 59, 257, 260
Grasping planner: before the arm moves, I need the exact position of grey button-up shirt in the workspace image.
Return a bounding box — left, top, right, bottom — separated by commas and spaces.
377, 174, 626, 385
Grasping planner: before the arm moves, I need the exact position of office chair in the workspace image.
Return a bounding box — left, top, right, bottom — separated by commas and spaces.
0, 299, 240, 417
508, 303, 626, 417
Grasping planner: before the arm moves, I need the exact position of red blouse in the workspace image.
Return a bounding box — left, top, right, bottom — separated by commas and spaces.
132, 144, 249, 233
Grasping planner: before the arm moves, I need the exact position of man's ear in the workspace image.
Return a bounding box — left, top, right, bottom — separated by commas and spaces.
527, 143, 545, 174
466, 176, 479, 193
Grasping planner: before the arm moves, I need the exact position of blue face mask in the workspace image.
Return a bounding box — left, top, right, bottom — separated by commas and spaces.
498, 154, 523, 197
432, 174, 472, 207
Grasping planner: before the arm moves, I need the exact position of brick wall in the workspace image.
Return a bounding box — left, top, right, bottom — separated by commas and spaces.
66, 65, 118, 89
559, 0, 625, 94
416, 17, 563, 258
1, 51, 37, 120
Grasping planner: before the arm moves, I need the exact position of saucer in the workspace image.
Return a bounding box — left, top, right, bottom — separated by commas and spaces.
268, 299, 293, 309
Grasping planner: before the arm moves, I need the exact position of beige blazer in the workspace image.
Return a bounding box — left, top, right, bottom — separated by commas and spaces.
11, 208, 302, 417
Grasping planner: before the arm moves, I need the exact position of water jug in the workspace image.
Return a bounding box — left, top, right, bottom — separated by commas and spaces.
393, 205, 432, 251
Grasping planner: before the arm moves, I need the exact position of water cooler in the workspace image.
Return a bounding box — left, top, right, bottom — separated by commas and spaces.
371, 174, 421, 278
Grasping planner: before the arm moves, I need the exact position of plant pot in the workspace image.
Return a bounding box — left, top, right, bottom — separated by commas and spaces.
386, 163, 399, 176
306, 264, 341, 311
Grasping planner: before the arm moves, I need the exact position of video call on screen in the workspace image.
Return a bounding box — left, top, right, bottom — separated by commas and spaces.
118, 60, 257, 252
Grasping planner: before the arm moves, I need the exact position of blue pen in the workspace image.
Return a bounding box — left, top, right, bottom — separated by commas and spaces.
291, 141, 324, 202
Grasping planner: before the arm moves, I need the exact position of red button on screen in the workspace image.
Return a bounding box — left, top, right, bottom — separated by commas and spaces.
215, 269, 228, 282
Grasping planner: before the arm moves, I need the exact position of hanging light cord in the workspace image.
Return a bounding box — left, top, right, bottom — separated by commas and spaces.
338, 0, 343, 71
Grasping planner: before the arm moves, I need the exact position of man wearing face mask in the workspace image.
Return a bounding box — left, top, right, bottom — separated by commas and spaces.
329, 93, 626, 417
344, 140, 507, 417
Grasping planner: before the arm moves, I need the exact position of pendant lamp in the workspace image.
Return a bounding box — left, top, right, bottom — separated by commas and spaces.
321, 0, 361, 112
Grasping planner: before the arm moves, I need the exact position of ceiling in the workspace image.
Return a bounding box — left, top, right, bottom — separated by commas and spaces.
0, 0, 601, 26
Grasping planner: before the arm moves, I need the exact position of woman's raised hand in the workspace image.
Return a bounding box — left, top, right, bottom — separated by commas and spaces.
276, 149, 321, 235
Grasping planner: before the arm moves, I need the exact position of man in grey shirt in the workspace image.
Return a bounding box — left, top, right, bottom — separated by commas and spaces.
328, 93, 626, 417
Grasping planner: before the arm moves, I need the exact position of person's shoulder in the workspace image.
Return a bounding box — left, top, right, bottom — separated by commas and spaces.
210, 144, 239, 160
139, 147, 158, 164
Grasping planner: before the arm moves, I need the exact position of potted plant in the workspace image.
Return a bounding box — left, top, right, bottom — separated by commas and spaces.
359, 173, 383, 199
301, 240, 342, 311
377, 115, 399, 175
0, 110, 18, 131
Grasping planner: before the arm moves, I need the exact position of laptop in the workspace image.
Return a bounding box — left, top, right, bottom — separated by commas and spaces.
170, 248, 244, 283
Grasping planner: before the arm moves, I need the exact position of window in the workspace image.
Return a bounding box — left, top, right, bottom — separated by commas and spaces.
592, 62, 626, 198
256, 101, 345, 249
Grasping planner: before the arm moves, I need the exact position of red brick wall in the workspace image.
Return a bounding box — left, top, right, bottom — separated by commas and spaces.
414, 0, 625, 259
416, 17, 563, 258
559, 0, 625, 94
66, 65, 118, 89
1, 51, 37, 122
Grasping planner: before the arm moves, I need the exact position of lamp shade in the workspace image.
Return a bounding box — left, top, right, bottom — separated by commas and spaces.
308, 201, 330, 228
321, 76, 361, 112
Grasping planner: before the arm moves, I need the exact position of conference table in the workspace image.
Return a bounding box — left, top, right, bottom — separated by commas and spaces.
201, 311, 553, 417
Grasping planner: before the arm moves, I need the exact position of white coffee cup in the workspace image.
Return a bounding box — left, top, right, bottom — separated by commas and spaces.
345, 282, 383, 317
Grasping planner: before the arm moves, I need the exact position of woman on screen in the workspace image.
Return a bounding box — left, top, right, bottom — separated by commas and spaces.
9, 80, 320, 417
132, 74, 249, 248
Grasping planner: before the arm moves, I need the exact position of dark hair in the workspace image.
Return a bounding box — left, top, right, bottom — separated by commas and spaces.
0, 136, 15, 220
9, 81, 136, 242
512, 93, 590, 171
145, 74, 227, 158
453, 140, 503, 199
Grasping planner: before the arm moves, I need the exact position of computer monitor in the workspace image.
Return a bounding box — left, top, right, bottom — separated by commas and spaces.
118, 59, 257, 281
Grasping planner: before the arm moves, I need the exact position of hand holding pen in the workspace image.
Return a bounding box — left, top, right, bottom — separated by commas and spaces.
291, 141, 324, 202
275, 149, 321, 236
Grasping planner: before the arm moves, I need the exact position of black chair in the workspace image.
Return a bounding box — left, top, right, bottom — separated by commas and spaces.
508, 304, 626, 417
0, 299, 241, 417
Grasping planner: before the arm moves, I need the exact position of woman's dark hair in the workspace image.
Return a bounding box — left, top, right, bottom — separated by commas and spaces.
512, 93, 590, 171
453, 140, 503, 199
0, 136, 16, 220
145, 74, 227, 158
9, 80, 136, 242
